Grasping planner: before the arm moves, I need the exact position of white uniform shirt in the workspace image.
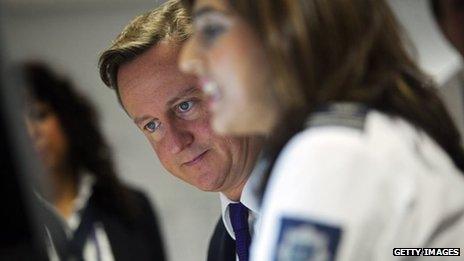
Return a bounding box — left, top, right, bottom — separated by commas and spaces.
40, 174, 115, 261
251, 110, 464, 261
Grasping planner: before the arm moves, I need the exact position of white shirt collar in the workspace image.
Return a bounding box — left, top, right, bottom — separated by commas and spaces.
67, 173, 95, 230
219, 157, 268, 239
37, 172, 95, 234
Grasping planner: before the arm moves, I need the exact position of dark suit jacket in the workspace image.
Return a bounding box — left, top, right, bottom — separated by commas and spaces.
207, 217, 235, 261
95, 188, 166, 261
40, 188, 166, 261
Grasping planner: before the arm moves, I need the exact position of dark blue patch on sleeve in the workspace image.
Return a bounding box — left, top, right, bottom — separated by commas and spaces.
274, 216, 342, 261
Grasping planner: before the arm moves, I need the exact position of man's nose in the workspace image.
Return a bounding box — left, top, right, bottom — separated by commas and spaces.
165, 122, 194, 154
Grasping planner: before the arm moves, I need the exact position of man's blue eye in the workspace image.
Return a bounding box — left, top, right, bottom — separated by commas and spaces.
144, 120, 159, 133
178, 101, 194, 112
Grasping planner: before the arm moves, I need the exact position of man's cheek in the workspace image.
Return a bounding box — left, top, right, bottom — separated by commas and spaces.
149, 134, 167, 154
152, 143, 169, 167
157, 153, 176, 174
195, 117, 217, 138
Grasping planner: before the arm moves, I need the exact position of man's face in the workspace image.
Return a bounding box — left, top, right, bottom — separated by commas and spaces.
117, 41, 261, 197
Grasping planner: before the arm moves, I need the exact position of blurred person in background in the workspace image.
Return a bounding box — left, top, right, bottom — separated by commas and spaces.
98, 1, 262, 260
180, 0, 464, 260
430, 0, 464, 139
23, 62, 166, 261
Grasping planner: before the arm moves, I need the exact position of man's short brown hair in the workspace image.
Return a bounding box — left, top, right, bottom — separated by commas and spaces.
98, 0, 191, 103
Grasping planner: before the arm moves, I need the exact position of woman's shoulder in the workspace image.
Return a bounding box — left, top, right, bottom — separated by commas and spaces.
283, 104, 385, 156
117, 185, 154, 209
91, 183, 157, 220
269, 108, 459, 195
278, 109, 375, 165
282, 108, 441, 161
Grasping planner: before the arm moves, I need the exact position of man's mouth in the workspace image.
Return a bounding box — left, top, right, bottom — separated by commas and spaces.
183, 149, 209, 167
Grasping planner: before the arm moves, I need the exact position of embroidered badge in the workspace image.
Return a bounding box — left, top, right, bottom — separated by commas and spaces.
274, 217, 342, 261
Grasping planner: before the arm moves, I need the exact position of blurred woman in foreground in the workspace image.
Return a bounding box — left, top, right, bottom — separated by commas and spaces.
180, 0, 464, 260
23, 62, 165, 261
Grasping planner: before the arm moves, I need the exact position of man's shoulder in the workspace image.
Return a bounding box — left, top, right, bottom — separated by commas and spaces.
207, 217, 235, 261
210, 216, 232, 243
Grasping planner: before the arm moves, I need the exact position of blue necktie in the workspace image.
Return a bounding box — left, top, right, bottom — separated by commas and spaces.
229, 202, 251, 261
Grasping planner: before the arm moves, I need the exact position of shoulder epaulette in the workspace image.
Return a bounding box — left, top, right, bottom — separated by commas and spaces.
305, 103, 368, 131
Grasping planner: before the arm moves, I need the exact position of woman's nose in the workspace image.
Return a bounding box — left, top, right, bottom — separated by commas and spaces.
25, 118, 40, 140
179, 37, 204, 76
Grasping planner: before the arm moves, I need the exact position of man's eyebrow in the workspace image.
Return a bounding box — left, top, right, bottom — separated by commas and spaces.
134, 115, 154, 126
167, 86, 199, 107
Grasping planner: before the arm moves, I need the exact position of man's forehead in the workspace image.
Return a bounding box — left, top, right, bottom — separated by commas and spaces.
117, 43, 181, 87
118, 43, 197, 105
121, 63, 198, 101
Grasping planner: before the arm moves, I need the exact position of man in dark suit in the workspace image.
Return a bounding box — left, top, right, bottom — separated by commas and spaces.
98, 1, 262, 260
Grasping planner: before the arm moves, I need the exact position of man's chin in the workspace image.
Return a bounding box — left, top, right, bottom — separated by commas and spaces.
189, 174, 223, 192
193, 180, 221, 192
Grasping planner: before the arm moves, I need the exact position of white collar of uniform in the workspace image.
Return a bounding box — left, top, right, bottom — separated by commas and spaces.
219, 168, 262, 240
37, 172, 96, 234
67, 172, 95, 231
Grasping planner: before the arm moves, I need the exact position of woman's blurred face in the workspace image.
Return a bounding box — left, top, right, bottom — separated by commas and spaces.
25, 101, 69, 172
180, 0, 279, 136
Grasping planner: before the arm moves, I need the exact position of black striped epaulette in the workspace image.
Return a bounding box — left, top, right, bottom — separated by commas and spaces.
305, 103, 368, 131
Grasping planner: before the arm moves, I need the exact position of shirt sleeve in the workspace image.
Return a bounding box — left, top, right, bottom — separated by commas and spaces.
251, 127, 405, 261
